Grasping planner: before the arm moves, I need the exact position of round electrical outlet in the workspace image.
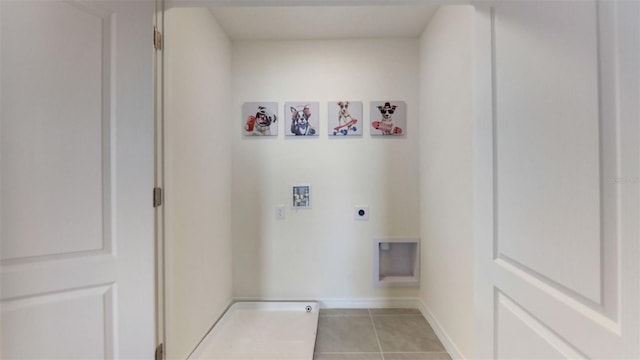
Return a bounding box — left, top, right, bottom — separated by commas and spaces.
354, 206, 369, 220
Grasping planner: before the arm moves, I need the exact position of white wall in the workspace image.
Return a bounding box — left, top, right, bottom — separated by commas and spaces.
418, 6, 474, 359
164, 8, 232, 359
231, 39, 421, 303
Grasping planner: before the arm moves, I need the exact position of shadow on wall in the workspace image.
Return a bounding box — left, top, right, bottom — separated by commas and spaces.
231, 137, 268, 299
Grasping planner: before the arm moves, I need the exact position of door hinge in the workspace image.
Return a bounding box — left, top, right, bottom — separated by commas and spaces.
155, 343, 164, 360
153, 26, 162, 51
153, 187, 163, 208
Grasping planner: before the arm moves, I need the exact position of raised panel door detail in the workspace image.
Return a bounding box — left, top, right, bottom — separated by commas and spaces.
1, 1, 111, 261
0, 285, 115, 359
0, 0, 155, 357
475, 1, 639, 358
493, 1, 602, 303
496, 292, 585, 359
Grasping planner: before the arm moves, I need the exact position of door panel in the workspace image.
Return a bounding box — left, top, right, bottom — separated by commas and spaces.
0, 0, 155, 358
1, 0, 107, 261
494, 0, 602, 304
475, 1, 639, 358
1, 286, 115, 359
496, 292, 584, 359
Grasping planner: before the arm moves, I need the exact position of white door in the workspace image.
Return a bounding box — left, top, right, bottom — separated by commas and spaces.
475, 1, 639, 358
0, 0, 156, 358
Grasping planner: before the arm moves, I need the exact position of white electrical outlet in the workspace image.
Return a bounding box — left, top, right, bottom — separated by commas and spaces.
354, 206, 369, 220
276, 205, 285, 220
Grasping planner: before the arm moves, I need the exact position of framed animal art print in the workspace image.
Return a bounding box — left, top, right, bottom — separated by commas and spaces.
285, 102, 319, 136
242, 102, 279, 136
328, 101, 363, 136
370, 101, 406, 136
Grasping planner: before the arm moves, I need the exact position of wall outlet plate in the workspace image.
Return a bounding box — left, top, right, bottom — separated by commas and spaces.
276, 204, 285, 220
354, 206, 369, 220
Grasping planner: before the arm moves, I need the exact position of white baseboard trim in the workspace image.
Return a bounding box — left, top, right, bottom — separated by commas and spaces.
417, 299, 466, 360
233, 297, 421, 309
318, 297, 421, 309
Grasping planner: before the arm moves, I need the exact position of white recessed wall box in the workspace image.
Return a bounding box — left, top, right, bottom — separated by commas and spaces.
374, 238, 420, 287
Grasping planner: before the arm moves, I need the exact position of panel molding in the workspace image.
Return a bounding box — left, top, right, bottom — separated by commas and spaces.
1, 283, 116, 359
1, 282, 113, 312
494, 257, 620, 334
495, 290, 588, 359
1, 1, 156, 357
490, 0, 620, 315
475, 2, 639, 358
0, 248, 111, 266
103, 284, 116, 359
496, 253, 609, 319
0, 1, 115, 263
0, 254, 117, 301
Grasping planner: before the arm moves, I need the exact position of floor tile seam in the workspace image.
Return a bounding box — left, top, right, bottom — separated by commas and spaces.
369, 314, 424, 317
368, 309, 386, 360
382, 351, 450, 354
368, 312, 421, 314
314, 352, 382, 354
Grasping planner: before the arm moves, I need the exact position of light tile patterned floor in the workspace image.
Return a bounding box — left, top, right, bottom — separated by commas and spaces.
314, 309, 451, 360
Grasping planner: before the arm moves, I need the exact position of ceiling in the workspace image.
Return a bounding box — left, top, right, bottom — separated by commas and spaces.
208, 5, 439, 40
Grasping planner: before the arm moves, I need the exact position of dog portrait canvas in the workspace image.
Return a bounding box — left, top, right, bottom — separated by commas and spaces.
328, 101, 363, 136
285, 102, 319, 137
242, 102, 279, 136
370, 101, 407, 136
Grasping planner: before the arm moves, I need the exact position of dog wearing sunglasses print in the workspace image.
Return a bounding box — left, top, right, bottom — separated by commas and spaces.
372, 101, 403, 135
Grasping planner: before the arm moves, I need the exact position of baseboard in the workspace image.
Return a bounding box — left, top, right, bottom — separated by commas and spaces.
318, 297, 421, 309
417, 300, 466, 360
233, 297, 421, 309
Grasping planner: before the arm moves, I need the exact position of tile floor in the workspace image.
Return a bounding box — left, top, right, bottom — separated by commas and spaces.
313, 308, 452, 360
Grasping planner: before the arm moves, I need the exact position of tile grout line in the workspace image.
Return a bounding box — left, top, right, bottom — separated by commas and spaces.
383, 351, 451, 354
368, 309, 385, 360
382, 352, 452, 354
315, 352, 386, 354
